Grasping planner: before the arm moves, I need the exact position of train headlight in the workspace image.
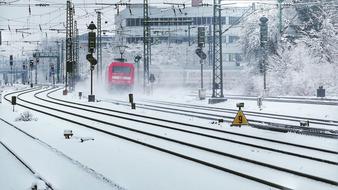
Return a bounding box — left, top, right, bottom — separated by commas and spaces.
112, 76, 121, 80
122, 76, 131, 80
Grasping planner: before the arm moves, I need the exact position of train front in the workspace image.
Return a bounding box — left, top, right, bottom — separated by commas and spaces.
107, 62, 135, 90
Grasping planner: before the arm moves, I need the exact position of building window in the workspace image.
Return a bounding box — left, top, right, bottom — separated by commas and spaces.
229, 16, 240, 25
135, 18, 141, 26
126, 18, 132, 26
196, 17, 201, 25
202, 17, 206, 25
235, 53, 243, 62
221, 16, 226, 25
229, 36, 240, 43
206, 17, 212, 25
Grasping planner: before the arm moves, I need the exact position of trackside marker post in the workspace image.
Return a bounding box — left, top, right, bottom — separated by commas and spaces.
231, 103, 249, 127
11, 96, 16, 112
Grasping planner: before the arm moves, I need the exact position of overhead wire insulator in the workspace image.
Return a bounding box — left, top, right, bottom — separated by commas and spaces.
172, 6, 176, 16
115, 5, 120, 15
129, 6, 132, 15
29, 3, 31, 15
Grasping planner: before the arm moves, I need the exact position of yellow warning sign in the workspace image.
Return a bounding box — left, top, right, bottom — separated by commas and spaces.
231, 110, 249, 126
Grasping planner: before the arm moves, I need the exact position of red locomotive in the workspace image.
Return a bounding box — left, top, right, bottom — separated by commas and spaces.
107, 61, 135, 90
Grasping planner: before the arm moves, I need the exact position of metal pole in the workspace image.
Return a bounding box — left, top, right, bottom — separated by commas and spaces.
278, 0, 284, 34
208, 24, 212, 66
188, 24, 191, 46
35, 61, 38, 85
264, 59, 266, 90
56, 41, 61, 83
61, 40, 64, 83
14, 64, 16, 84
53, 67, 55, 87
74, 20, 78, 90
10, 65, 12, 86
65, 0, 74, 94
143, 0, 150, 92
96, 11, 102, 79
212, 0, 224, 98
90, 68, 93, 95
200, 59, 203, 89
137, 60, 140, 86
30, 65, 32, 86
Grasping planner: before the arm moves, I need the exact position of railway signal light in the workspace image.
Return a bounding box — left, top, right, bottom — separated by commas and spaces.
195, 48, 207, 60
87, 21, 97, 102
197, 27, 206, 48
66, 61, 74, 73
259, 17, 269, 47
87, 21, 97, 53
134, 55, 142, 63
51, 65, 55, 74
149, 74, 155, 83
88, 32, 96, 53
29, 59, 34, 68
9, 55, 13, 66
86, 53, 97, 66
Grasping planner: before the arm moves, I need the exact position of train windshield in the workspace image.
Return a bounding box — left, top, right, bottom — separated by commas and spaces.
112, 66, 131, 74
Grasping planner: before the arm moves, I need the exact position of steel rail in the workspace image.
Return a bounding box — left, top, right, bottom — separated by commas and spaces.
5, 88, 294, 190
105, 99, 338, 138
138, 99, 338, 126
0, 140, 54, 190
45, 88, 338, 155
19, 88, 338, 186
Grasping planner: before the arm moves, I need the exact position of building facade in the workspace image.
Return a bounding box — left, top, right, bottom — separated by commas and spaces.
115, 5, 247, 67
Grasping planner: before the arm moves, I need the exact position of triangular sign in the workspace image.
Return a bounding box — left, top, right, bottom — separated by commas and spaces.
231, 110, 248, 126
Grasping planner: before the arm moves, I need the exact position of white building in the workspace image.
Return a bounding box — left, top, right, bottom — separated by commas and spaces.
115, 4, 248, 67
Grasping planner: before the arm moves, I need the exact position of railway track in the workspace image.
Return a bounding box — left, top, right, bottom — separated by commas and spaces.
190, 93, 338, 106
44, 89, 338, 156
143, 99, 338, 126
2, 88, 125, 190
103, 98, 338, 138
6, 87, 337, 190
0, 140, 54, 190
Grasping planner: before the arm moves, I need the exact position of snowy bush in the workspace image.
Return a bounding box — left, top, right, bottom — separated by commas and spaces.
15, 111, 37, 122
30, 179, 48, 190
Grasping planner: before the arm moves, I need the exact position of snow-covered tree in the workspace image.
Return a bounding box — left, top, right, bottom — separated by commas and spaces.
239, 1, 338, 96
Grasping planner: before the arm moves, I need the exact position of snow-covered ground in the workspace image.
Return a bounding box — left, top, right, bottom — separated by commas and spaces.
0, 85, 337, 190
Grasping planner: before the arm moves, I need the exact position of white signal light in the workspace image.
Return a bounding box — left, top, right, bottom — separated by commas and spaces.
112, 76, 121, 79
122, 76, 131, 80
